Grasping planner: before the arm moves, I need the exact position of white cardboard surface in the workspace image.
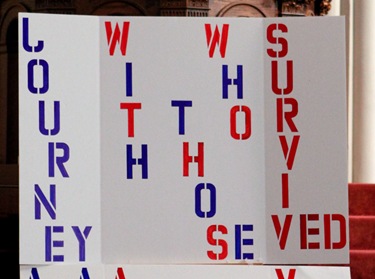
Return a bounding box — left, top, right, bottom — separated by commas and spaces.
19, 13, 348, 266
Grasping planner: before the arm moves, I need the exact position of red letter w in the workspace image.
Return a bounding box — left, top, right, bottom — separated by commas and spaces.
105, 21, 130, 56
205, 24, 229, 58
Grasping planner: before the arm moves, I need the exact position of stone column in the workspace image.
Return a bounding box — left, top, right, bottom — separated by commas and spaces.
0, 42, 7, 163
332, 0, 354, 182
328, 0, 341, 15
352, 1, 375, 182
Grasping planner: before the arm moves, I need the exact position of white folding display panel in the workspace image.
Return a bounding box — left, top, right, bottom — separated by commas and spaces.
20, 264, 351, 279
19, 13, 348, 270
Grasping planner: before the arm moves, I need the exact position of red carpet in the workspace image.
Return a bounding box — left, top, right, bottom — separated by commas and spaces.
349, 183, 375, 279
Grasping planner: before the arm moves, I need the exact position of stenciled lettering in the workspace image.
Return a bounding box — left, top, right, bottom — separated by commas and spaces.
271, 213, 347, 250
34, 184, 56, 220
72, 226, 92, 261
267, 22, 299, 211
183, 142, 204, 177
207, 224, 228, 260
222, 65, 243, 99
195, 183, 216, 218
230, 105, 251, 140
105, 21, 130, 56
120, 102, 142, 138
126, 144, 148, 179
22, 17, 44, 52
39, 100, 60, 136
28, 59, 49, 94
48, 142, 70, 178
205, 24, 229, 58
171, 100, 193, 135
235, 224, 254, 260
275, 268, 296, 279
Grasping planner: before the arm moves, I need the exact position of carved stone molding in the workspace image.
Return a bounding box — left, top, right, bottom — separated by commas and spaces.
32, 0, 332, 17
35, 0, 76, 14
160, 0, 209, 17
318, 0, 332, 15
282, 0, 331, 16
217, 2, 267, 18
282, 0, 314, 16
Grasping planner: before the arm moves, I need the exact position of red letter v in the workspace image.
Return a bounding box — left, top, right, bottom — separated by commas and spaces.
275, 268, 296, 279
272, 215, 293, 250
116, 267, 126, 279
279, 135, 300, 170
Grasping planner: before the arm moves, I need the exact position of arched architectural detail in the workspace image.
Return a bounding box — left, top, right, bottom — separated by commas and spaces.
91, 1, 148, 16
5, 19, 18, 164
160, 0, 209, 17
0, 3, 29, 164
35, 0, 75, 14
282, 0, 314, 16
216, 2, 266, 18
0, 3, 29, 44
